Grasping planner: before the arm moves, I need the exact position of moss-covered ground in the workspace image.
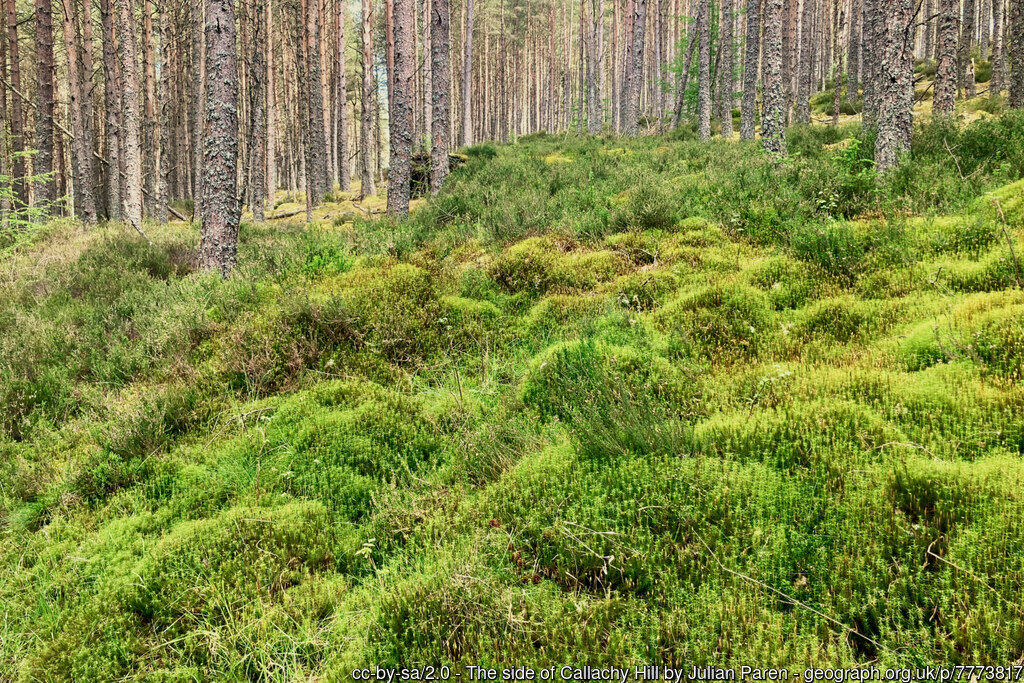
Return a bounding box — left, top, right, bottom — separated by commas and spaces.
2, 112, 1024, 679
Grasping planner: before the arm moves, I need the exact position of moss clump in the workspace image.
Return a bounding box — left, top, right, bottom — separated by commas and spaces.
488, 237, 561, 293
520, 339, 691, 419
554, 250, 630, 289
657, 283, 773, 360
523, 294, 608, 333
612, 269, 678, 311
793, 297, 878, 343
610, 180, 677, 232
604, 231, 662, 265
746, 256, 823, 310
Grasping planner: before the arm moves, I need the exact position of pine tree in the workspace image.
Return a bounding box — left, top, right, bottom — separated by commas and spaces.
697, 0, 711, 140
35, 0, 57, 209
740, 0, 760, 140
874, 0, 913, 172
199, 0, 240, 275
388, 0, 414, 215
933, 0, 958, 115
431, 0, 451, 192
762, 0, 787, 155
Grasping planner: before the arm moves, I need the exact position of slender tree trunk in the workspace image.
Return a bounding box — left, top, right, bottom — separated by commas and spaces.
461, 0, 473, 145
156, 0, 171, 222
933, 0, 958, 114
192, 0, 205, 213
740, 0, 760, 139
874, 0, 914, 172
387, 0, 413, 215
336, 0, 351, 190
762, 0, 787, 155
832, 5, 843, 125
35, 0, 57, 209
267, 0, 276, 198
199, 0, 240, 275
991, 0, 1004, 94
697, 0, 711, 139
360, 0, 376, 196
100, 0, 122, 220
303, 0, 329, 205
143, 0, 158, 217
720, 0, 734, 135
62, 0, 99, 222
249, 0, 267, 219
795, 0, 813, 122
6, 0, 27, 208
958, 0, 975, 96
623, 0, 646, 133
980, 0, 989, 59
861, 0, 880, 126
672, 24, 696, 126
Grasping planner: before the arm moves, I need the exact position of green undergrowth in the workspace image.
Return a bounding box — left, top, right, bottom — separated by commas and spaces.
2, 113, 1024, 679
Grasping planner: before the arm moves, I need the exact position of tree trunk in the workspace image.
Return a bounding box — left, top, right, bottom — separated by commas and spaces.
848, 0, 861, 97
697, 0, 711, 139
832, 6, 843, 125
874, 0, 914, 172
622, 0, 645, 134
740, 0, 760, 139
249, 0, 268, 219
156, 0, 171, 222
958, 0, 975, 96
62, 0, 99, 223
336, 0, 351, 190
360, 0, 376, 196
861, 0, 880, 126
387, 0, 413, 215
431, 0, 450, 191
991, 0, 1004, 94
933, 0, 958, 114
720, 0, 734, 135
35, 0, 57, 209
199, 0, 240, 276
100, 0, 123, 220
795, 0, 813, 122
1010, 0, 1023, 107
143, 0, 158, 217
762, 0, 787, 155
6, 0, 28, 208
461, 0, 473, 145
980, 0, 989, 60
303, 0, 329, 205
192, 0, 205, 213
117, 0, 144, 228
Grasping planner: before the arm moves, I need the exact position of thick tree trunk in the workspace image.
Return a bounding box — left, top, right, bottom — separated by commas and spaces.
117, 0, 144, 228
861, 0, 881, 126
762, 0, 787, 155
980, 0, 990, 60
720, 0, 734, 136
933, 0, 958, 114
430, 0, 450, 192
35, 0, 57, 209
360, 0, 376, 196
62, 0, 99, 223
388, 0, 414, 215
303, 0, 329, 205
623, 0, 646, 134
740, 0, 759, 139
199, 0, 240, 276
1010, 0, 1023, 107
461, 0, 473, 145
697, 0, 711, 139
874, 0, 914, 172
6, 0, 27, 208
100, 0, 122, 220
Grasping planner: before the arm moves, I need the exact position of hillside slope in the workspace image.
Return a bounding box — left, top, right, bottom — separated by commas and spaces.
2, 116, 1024, 679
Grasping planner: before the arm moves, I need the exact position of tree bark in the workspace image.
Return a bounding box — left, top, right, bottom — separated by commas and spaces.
35, 0, 57, 209
199, 0, 240, 276
192, 0, 205, 213
795, 0, 813, 122
720, 0, 735, 135
697, 0, 711, 139
874, 0, 914, 172
430, 0, 450, 191
156, 0, 171, 222
461, 0, 473, 145
991, 0, 1004, 94
1010, 0, 1023, 107
933, 0, 958, 114
740, 0, 760, 139
359, 0, 376, 196
387, 0, 414, 215
62, 0, 99, 223
336, 0, 351, 190
623, 0, 646, 134
143, 0, 158, 217
958, 0, 975, 96
303, 0, 329, 205
117, 0, 144, 227
6, 0, 27, 208
249, 0, 268, 219
762, 0, 787, 155
100, 0, 123, 220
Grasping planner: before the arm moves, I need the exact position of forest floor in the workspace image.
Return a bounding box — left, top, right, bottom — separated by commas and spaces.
2, 87, 1024, 679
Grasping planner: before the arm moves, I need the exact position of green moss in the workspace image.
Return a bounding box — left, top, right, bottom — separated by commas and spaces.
488, 237, 562, 293
746, 256, 823, 310
612, 269, 678, 311
523, 294, 608, 333
520, 339, 691, 419
657, 283, 774, 360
